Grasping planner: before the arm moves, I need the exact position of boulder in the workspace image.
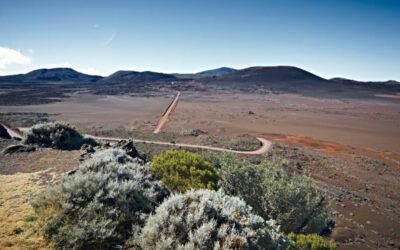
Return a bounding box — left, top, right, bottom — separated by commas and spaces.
0, 124, 11, 139
2, 144, 36, 154
115, 139, 142, 159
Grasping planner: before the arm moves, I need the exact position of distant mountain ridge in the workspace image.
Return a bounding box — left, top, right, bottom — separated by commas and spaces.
330, 77, 400, 85
0, 68, 102, 83
1, 66, 399, 98
195, 67, 236, 77
100, 70, 177, 84
200, 66, 326, 83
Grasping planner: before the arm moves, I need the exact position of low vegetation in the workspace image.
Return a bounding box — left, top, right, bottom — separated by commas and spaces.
24, 124, 335, 249
207, 153, 332, 234
139, 189, 287, 249
151, 150, 219, 192
288, 233, 336, 250
201, 134, 261, 151
31, 149, 168, 249
23, 122, 97, 150
0, 112, 53, 127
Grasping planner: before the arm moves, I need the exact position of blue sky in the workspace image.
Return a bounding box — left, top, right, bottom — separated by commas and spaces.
0, 0, 399, 80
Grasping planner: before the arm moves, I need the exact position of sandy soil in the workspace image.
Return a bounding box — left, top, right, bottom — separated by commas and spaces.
1, 92, 399, 153
0, 94, 173, 131
164, 92, 400, 153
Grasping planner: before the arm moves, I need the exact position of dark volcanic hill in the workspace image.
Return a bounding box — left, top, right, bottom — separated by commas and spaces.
331, 77, 400, 88
200, 66, 328, 84
0, 68, 102, 84
197, 66, 400, 98
100, 70, 177, 84
195, 67, 236, 77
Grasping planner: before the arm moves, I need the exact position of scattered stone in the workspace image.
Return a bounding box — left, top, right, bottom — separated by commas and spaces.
366, 220, 371, 225
248, 111, 255, 115
179, 129, 205, 137
2, 144, 36, 154
332, 210, 340, 216
349, 212, 354, 216
296, 162, 303, 170
81, 144, 95, 153
0, 124, 11, 139
115, 139, 142, 159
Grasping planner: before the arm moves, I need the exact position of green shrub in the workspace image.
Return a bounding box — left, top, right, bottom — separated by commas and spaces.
32, 149, 168, 249
211, 153, 331, 234
23, 122, 96, 150
139, 189, 287, 249
288, 233, 336, 250
150, 150, 219, 192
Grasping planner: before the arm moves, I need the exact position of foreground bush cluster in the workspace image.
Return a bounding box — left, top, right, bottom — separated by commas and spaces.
30, 124, 335, 249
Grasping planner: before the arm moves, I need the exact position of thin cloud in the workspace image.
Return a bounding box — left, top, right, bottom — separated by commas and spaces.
0, 46, 32, 69
93, 23, 100, 29
104, 33, 116, 46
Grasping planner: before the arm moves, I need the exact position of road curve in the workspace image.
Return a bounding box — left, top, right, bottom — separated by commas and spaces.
94, 136, 272, 155
153, 92, 180, 134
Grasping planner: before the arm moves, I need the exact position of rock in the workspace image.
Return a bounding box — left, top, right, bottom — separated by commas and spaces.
2, 144, 36, 154
81, 144, 95, 153
0, 124, 11, 139
248, 111, 255, 115
115, 139, 143, 160
296, 162, 303, 170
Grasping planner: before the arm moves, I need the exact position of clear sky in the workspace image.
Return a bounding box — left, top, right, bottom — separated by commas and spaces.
0, 0, 399, 80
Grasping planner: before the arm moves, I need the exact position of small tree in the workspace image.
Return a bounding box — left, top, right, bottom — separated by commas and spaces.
151, 150, 219, 192
139, 189, 287, 249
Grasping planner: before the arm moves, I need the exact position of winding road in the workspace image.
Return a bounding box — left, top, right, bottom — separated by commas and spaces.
93, 135, 272, 155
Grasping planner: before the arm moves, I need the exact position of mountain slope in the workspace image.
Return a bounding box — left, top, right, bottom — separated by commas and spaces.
195, 67, 236, 77
100, 70, 177, 84
197, 66, 400, 98
199, 66, 327, 84
0, 68, 102, 84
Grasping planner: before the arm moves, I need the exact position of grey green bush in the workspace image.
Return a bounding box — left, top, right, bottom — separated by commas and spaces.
139, 189, 287, 250
23, 122, 97, 150
32, 149, 168, 249
209, 153, 331, 234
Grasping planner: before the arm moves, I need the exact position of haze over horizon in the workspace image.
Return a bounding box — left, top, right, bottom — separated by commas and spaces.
1, 0, 399, 81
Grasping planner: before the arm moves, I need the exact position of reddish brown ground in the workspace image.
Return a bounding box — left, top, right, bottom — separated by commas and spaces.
1, 91, 399, 249
262, 134, 400, 249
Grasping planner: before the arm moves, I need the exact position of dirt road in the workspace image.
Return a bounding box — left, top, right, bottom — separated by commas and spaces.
3, 123, 272, 155
94, 135, 272, 155
153, 92, 180, 134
